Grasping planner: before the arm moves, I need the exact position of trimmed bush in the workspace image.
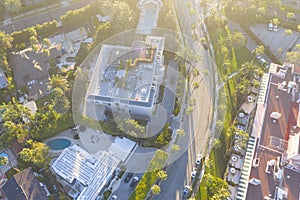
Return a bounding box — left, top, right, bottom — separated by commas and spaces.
36, 20, 58, 38
61, 5, 93, 31
11, 27, 37, 45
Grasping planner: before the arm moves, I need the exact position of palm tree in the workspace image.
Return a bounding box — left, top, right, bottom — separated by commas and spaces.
171, 144, 180, 153
226, 30, 246, 49
48, 74, 69, 92
151, 184, 161, 195
157, 170, 167, 181
176, 128, 185, 137
175, 43, 201, 78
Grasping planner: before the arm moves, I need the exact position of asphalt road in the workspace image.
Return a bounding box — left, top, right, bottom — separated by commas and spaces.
0, 0, 94, 34
154, 1, 215, 199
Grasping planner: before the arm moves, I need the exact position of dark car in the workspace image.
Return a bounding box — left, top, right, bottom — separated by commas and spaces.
182, 185, 191, 197
124, 172, 133, 183
130, 176, 139, 188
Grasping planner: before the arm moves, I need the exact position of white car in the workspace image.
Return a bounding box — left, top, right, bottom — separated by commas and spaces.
273, 25, 278, 32
191, 170, 197, 179
256, 54, 262, 60
196, 154, 202, 165
268, 22, 273, 31
259, 58, 267, 65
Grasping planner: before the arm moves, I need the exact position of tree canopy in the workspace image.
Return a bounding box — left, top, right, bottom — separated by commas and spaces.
19, 140, 50, 168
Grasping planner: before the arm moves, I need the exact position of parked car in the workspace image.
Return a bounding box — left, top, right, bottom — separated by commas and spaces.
71, 125, 79, 132
182, 185, 191, 197
191, 169, 197, 179
268, 22, 273, 31
259, 58, 267, 65
273, 25, 278, 32
124, 172, 133, 183
130, 176, 139, 188
196, 154, 202, 166
256, 54, 262, 60
111, 195, 117, 200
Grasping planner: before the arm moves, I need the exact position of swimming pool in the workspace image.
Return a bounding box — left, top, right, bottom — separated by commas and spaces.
47, 139, 71, 150
0, 152, 9, 167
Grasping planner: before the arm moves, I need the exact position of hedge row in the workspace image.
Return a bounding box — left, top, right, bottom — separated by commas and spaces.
11, 20, 58, 46
60, 3, 95, 32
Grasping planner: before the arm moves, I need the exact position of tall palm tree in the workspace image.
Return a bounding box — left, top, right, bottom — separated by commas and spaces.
48, 74, 69, 92
225, 30, 246, 49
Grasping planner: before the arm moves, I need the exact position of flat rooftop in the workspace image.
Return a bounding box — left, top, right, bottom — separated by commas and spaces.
246, 63, 300, 200
52, 145, 119, 200
87, 36, 165, 106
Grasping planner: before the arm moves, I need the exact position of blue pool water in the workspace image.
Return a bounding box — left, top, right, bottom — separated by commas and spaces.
47, 139, 71, 150
0, 152, 9, 167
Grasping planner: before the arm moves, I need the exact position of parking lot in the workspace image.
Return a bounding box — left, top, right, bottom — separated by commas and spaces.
250, 24, 300, 62
110, 172, 143, 200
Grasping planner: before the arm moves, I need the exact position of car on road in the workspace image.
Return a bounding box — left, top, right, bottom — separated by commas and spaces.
182, 185, 191, 197
130, 176, 139, 188
196, 154, 202, 166
191, 169, 197, 179
111, 195, 117, 200
124, 172, 133, 183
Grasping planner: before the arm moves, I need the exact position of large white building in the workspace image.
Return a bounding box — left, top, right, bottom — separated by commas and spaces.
86, 36, 165, 120
52, 145, 119, 200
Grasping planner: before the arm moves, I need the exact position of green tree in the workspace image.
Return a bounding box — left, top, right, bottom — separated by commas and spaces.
30, 104, 61, 139
52, 87, 70, 114
0, 98, 32, 146
105, 1, 136, 34
171, 144, 180, 152
4, 0, 21, 16
176, 128, 185, 137
202, 173, 229, 199
226, 30, 246, 49
19, 140, 50, 168
93, 22, 111, 47
49, 74, 69, 92
0, 156, 8, 166
157, 170, 167, 181
211, 138, 221, 149
0, 31, 13, 71
151, 184, 161, 195
118, 118, 146, 138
